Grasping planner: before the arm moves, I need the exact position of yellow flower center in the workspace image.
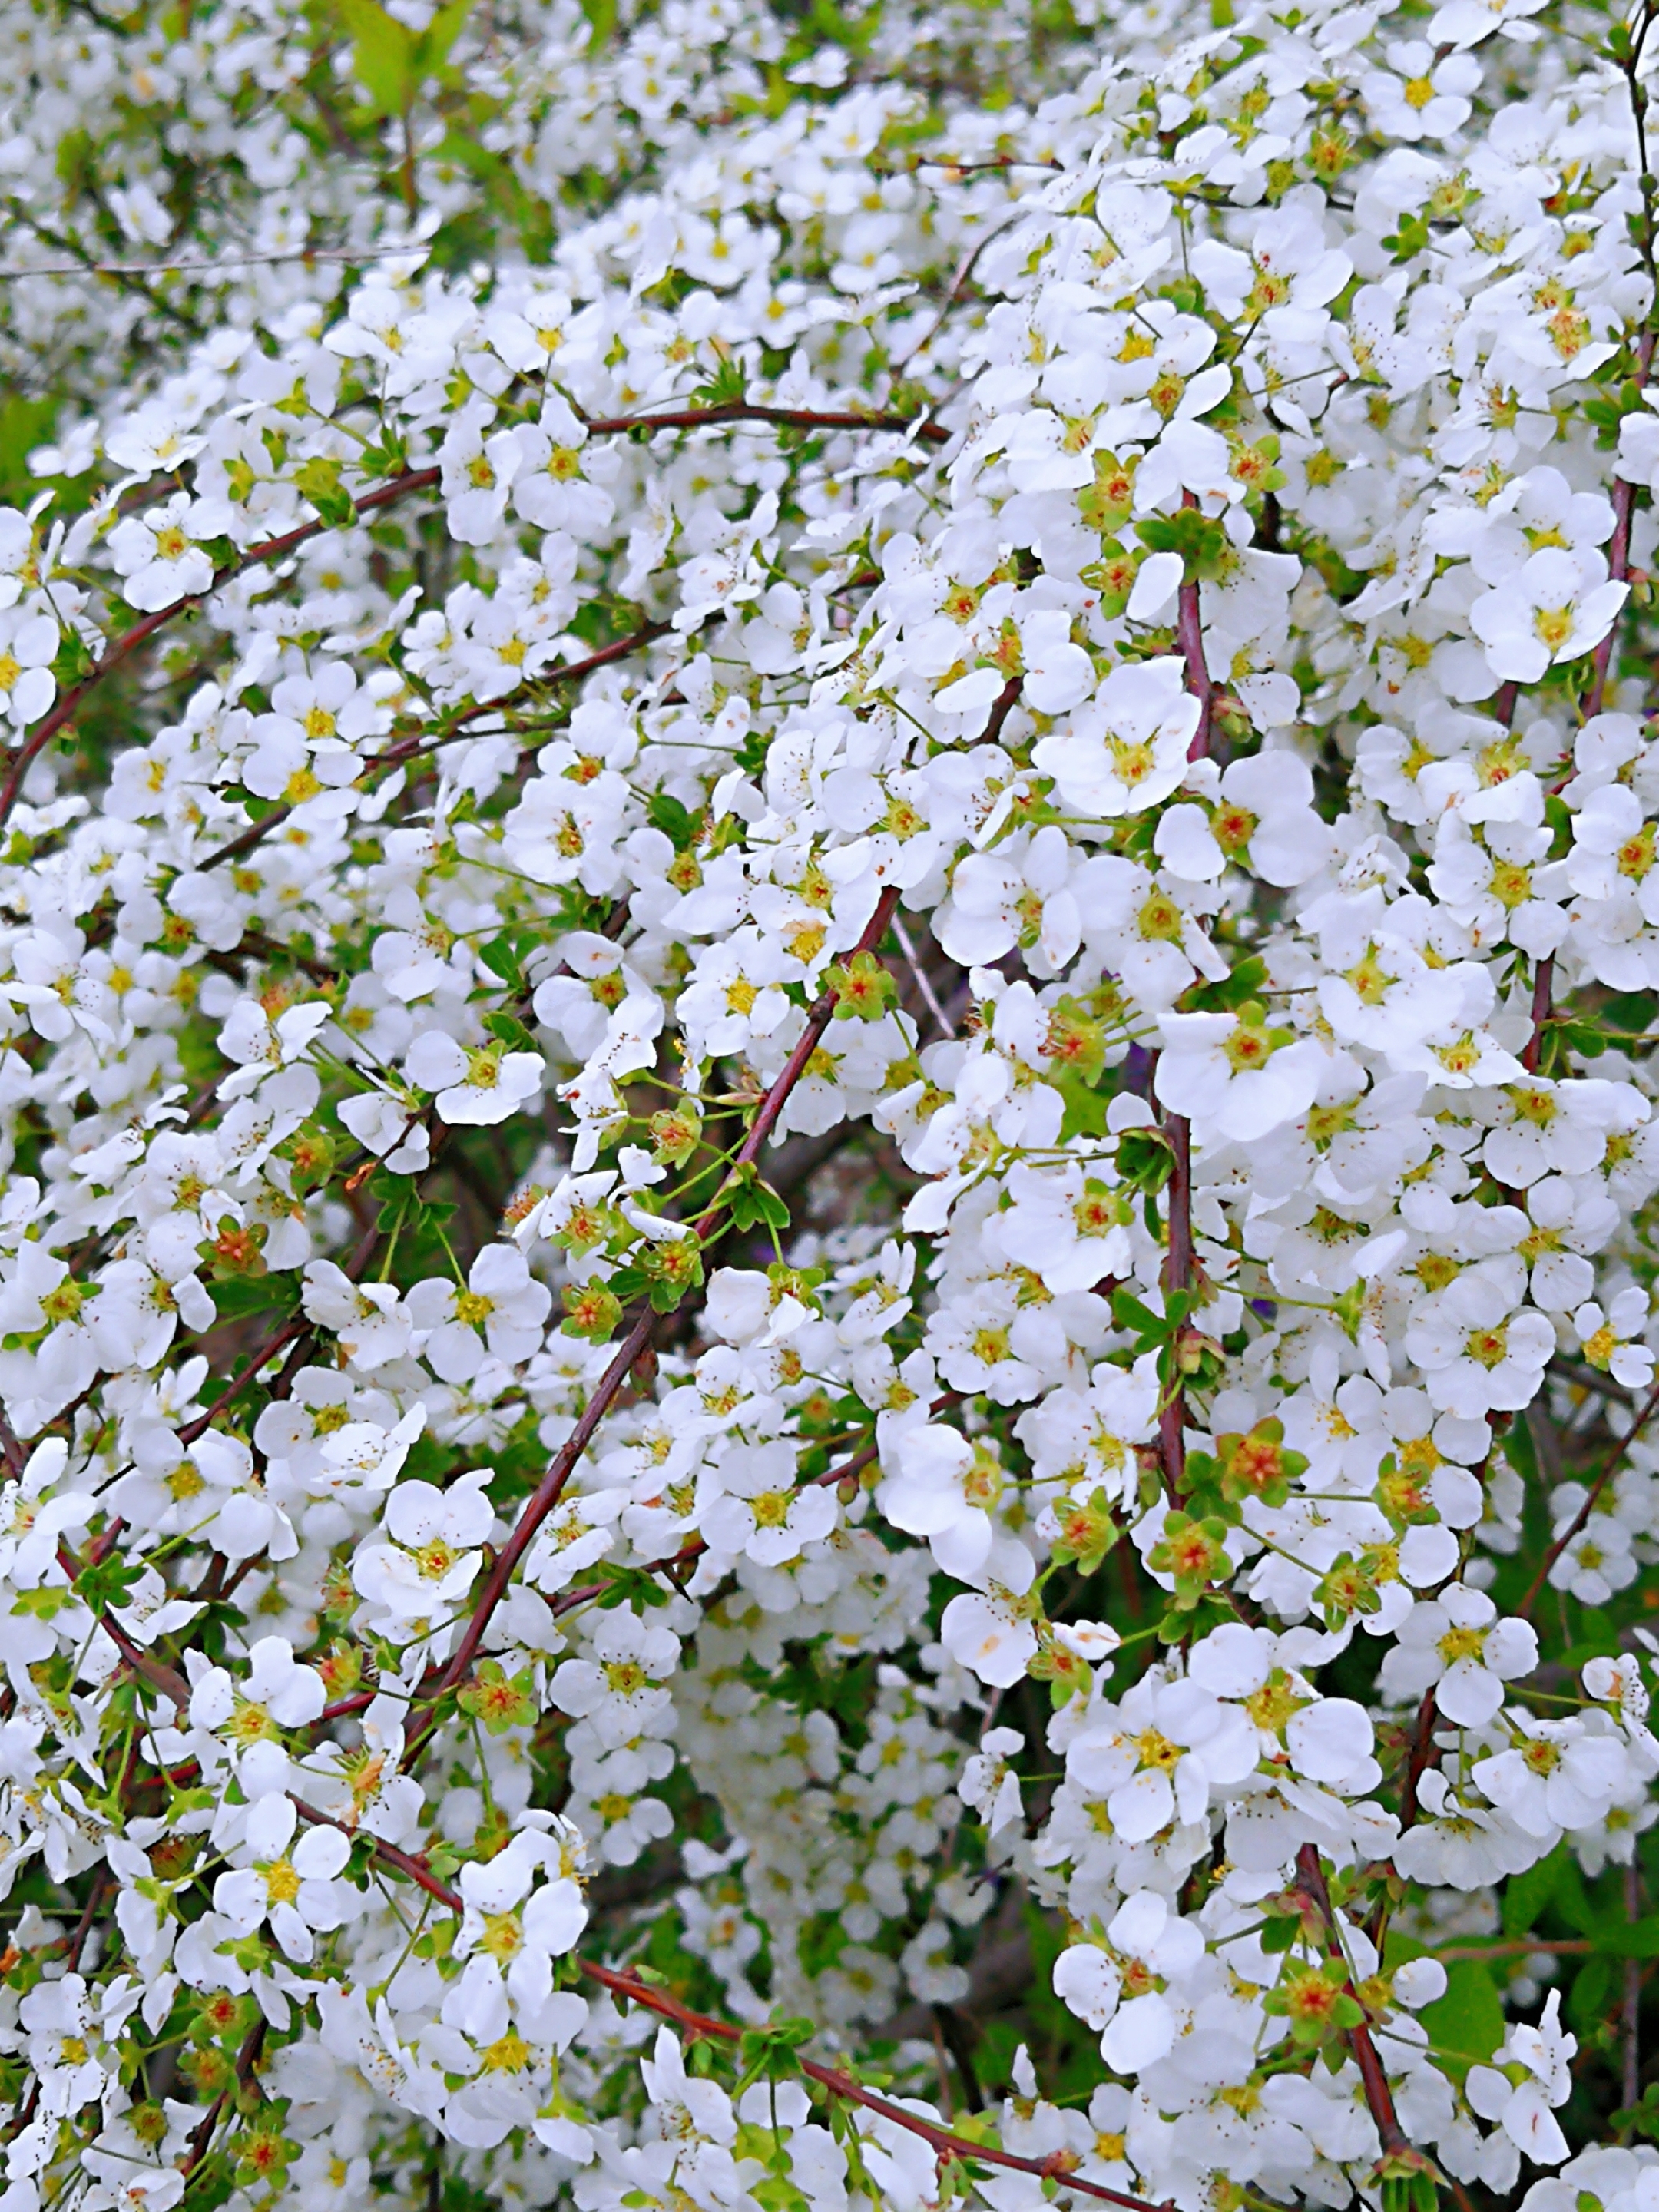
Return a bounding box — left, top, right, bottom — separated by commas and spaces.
1438, 1624, 1487, 1665
1134, 1727, 1183, 1773
263, 1859, 302, 1905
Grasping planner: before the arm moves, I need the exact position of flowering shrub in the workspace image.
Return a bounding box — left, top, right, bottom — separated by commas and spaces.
7, 0, 1659, 2208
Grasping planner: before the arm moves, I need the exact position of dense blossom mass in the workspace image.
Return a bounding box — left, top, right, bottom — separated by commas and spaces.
8, 0, 1659, 2210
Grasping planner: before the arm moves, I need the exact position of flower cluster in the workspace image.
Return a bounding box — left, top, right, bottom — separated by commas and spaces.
3, 1, 1659, 2211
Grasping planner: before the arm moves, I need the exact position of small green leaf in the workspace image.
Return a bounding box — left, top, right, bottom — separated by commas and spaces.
292, 455, 356, 528
1501, 1410, 1538, 1485
1603, 992, 1652, 1034
414, 0, 472, 74
485, 1010, 539, 1054
336, 0, 418, 114
75, 1554, 147, 1619
1502, 1846, 1564, 1939
1381, 211, 1430, 263
1419, 1959, 1504, 2078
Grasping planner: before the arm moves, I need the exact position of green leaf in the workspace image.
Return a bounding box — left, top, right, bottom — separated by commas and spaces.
1557, 1020, 1608, 1058
210, 1277, 293, 1325
292, 454, 356, 528
1418, 1959, 1504, 2077
1381, 212, 1430, 263
478, 926, 537, 991
1501, 1410, 1538, 1485
727, 1177, 790, 1232
646, 792, 697, 849
74, 1554, 147, 1618
1055, 1065, 1110, 1142
1551, 1854, 1600, 1937
578, 0, 614, 49
690, 353, 748, 410
414, 0, 472, 74
594, 1562, 673, 1611
1115, 1124, 1174, 1194
1110, 1288, 1169, 1346
0, 392, 64, 508
1502, 1843, 1564, 1937
1135, 505, 1228, 581
484, 1010, 539, 1054
1601, 1916, 1659, 1959
1569, 1953, 1616, 2036
1181, 955, 1268, 1015
1602, 992, 1652, 1034
336, 0, 418, 114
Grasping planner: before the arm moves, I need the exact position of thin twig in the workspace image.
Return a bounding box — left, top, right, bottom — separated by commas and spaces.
892, 912, 953, 1038
1294, 1844, 1412, 2160
195, 618, 674, 876
0, 465, 442, 834
424, 882, 905, 1700
1627, 1859, 1644, 2111
1520, 1373, 1659, 1617
1, 241, 432, 280
292, 1795, 1201, 2212
581, 402, 949, 445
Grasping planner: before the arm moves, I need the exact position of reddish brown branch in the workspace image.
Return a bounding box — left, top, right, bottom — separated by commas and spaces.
177, 1317, 312, 1446
425, 882, 904, 1698
1293, 1843, 1410, 2158
1521, 1373, 1659, 1617
581, 402, 949, 446
197, 620, 675, 877
1176, 493, 1214, 763
0, 466, 441, 834
575, 1958, 1167, 2212
1157, 1111, 1192, 1500
1586, 329, 1656, 723
284, 1800, 1184, 2212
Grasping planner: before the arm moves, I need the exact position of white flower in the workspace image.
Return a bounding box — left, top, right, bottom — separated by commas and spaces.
940, 1581, 1040, 1688
1466, 1993, 1576, 2166
1405, 1282, 1555, 1418
404, 1032, 545, 1126
190, 1634, 326, 1744
213, 1806, 353, 1963
1379, 1587, 1539, 1727
353, 1472, 495, 1623
1065, 1671, 1257, 1840
1155, 1008, 1325, 1143
409, 1244, 552, 1382
1469, 547, 1627, 683
1359, 41, 1481, 136
877, 1424, 1007, 1581
1571, 1288, 1654, 1390
701, 1439, 836, 1565
1055, 1889, 1204, 2071
439, 399, 517, 545
301, 1260, 413, 1369
508, 396, 618, 535
960, 1725, 1025, 1839
1472, 1715, 1627, 1837
0, 608, 58, 728
108, 492, 216, 611
1033, 657, 1199, 818
338, 1084, 432, 1175
1155, 751, 1334, 888
995, 1160, 1133, 1293
550, 1610, 680, 1749
937, 824, 1081, 974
